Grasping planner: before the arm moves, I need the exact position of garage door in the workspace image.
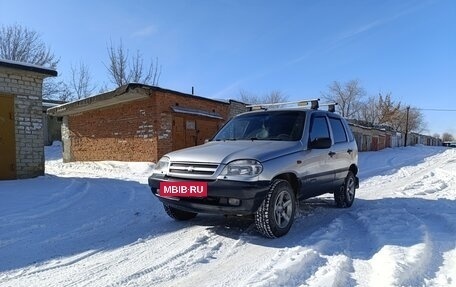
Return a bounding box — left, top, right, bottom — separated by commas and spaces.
0, 94, 16, 180
172, 116, 222, 151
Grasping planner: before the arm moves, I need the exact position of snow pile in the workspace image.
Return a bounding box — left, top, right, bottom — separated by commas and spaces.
45, 141, 155, 183
0, 143, 455, 286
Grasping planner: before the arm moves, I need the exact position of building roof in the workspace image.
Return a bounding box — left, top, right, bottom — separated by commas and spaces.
47, 83, 231, 116
42, 99, 67, 111
0, 59, 57, 77
171, 106, 223, 119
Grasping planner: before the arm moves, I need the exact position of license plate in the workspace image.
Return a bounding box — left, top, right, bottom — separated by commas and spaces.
159, 182, 208, 197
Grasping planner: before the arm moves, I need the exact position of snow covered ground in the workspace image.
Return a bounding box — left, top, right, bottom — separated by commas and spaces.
0, 142, 455, 287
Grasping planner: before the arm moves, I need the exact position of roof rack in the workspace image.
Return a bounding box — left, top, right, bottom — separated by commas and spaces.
247, 99, 320, 111
319, 102, 338, 113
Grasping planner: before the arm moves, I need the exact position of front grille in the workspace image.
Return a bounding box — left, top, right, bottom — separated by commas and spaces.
169, 162, 219, 176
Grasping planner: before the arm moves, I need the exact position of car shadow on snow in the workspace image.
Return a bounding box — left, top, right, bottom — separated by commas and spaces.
0, 175, 223, 273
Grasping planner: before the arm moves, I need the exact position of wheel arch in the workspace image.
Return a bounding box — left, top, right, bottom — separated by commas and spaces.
273, 172, 300, 196
349, 164, 358, 176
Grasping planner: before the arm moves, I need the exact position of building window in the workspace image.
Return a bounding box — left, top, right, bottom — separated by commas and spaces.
186, 120, 195, 130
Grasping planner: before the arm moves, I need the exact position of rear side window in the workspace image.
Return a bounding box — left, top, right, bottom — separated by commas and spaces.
309, 116, 330, 142
345, 122, 355, 142
329, 117, 347, 143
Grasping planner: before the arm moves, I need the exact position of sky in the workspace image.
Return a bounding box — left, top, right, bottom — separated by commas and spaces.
0, 0, 455, 135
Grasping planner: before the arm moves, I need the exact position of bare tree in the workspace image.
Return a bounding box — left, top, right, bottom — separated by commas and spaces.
239, 90, 261, 104
98, 83, 110, 94
442, 132, 454, 142
238, 90, 288, 104
0, 24, 59, 68
0, 24, 61, 99
70, 61, 96, 99
359, 96, 379, 125
322, 80, 365, 118
264, 90, 288, 104
105, 39, 161, 87
42, 80, 72, 101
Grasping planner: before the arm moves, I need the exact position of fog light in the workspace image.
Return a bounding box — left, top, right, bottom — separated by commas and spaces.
228, 198, 241, 206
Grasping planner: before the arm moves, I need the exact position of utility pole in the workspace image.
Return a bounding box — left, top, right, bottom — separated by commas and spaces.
404, 106, 410, 147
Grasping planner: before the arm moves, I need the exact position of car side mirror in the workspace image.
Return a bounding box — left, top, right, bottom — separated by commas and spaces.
309, 137, 332, 149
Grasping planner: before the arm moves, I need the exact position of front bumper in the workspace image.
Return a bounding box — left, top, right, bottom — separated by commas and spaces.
148, 174, 270, 215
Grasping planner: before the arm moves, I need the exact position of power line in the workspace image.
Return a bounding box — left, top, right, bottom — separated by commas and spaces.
416, 108, 456, 112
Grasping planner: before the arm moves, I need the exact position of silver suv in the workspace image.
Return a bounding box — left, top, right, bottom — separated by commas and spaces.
148, 100, 359, 238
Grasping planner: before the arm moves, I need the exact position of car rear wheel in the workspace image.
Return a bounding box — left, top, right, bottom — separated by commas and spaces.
163, 204, 197, 220
334, 171, 356, 208
255, 179, 296, 238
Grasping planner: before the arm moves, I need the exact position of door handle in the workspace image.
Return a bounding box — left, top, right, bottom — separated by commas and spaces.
328, 151, 336, 157
347, 149, 353, 154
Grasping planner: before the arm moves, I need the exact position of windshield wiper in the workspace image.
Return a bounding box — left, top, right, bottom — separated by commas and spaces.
215, 138, 237, 141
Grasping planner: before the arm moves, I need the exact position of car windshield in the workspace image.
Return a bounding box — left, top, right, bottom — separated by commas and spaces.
213, 110, 306, 141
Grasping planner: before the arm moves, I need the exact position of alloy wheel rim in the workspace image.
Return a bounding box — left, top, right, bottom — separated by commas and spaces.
274, 190, 293, 228
346, 177, 355, 201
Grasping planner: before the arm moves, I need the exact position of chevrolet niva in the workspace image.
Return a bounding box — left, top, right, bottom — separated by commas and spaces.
148, 100, 359, 238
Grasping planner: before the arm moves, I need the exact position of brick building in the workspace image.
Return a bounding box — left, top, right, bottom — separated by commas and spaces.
0, 59, 57, 180
47, 84, 247, 163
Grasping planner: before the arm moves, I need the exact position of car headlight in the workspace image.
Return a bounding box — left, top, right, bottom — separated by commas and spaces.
220, 159, 263, 177
154, 156, 170, 173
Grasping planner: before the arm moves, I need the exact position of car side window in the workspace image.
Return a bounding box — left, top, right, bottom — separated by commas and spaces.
329, 117, 347, 143
345, 122, 355, 142
309, 116, 330, 142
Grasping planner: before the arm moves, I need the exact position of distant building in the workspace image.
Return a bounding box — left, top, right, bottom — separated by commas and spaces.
42, 99, 66, 146
348, 119, 441, 151
0, 59, 57, 180
48, 84, 247, 163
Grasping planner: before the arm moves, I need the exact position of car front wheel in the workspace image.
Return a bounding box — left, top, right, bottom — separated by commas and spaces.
255, 179, 296, 238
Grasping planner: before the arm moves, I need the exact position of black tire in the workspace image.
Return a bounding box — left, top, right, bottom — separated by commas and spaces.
334, 171, 356, 208
163, 204, 197, 220
255, 179, 296, 238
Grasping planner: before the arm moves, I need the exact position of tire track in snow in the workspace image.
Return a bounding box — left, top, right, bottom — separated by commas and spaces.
352, 200, 433, 287
1, 225, 219, 287
244, 248, 326, 287
240, 209, 373, 287
108, 229, 225, 286
146, 220, 255, 287
0, 250, 103, 284
298, 211, 375, 287
394, 212, 456, 287
160, 220, 272, 287
354, 149, 456, 287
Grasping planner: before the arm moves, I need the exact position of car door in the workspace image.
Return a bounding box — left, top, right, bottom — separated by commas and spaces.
300, 114, 334, 198
328, 116, 352, 188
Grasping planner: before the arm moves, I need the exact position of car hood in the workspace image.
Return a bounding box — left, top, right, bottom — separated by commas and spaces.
165, 140, 303, 164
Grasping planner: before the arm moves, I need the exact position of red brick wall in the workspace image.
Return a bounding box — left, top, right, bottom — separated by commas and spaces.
67, 88, 230, 162
69, 98, 158, 161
